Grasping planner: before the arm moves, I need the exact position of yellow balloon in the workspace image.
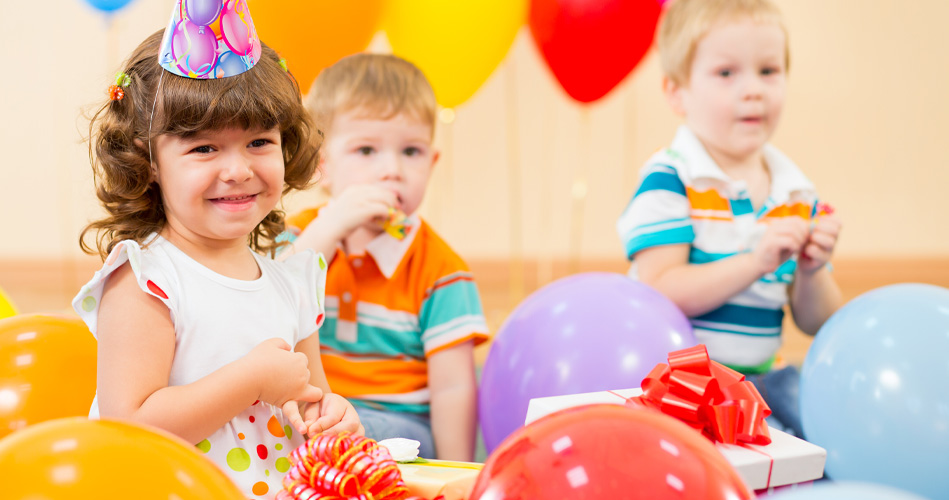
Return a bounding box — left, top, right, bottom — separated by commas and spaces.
0, 287, 16, 320
0, 314, 96, 438
383, 0, 527, 108
0, 417, 245, 498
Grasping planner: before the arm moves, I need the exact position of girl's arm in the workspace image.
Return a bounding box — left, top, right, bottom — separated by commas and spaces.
293, 333, 363, 437
96, 263, 319, 444
637, 218, 811, 317
427, 341, 477, 461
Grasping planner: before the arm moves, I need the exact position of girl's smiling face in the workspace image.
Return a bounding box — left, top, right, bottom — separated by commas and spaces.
152, 127, 285, 248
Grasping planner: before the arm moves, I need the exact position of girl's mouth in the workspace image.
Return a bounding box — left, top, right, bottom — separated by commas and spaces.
210, 194, 258, 211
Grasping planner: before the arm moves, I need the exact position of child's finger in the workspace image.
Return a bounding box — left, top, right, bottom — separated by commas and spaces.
295, 384, 324, 404
803, 243, 831, 263
807, 231, 837, 251
281, 401, 306, 436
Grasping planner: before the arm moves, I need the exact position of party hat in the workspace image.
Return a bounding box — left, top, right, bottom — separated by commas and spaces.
158, 0, 262, 79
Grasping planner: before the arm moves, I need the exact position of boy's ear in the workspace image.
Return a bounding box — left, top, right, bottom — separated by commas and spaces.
316, 154, 333, 190
430, 149, 440, 170
663, 76, 686, 117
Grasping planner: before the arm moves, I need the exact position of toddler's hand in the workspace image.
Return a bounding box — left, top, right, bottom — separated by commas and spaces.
281, 386, 325, 437
303, 393, 363, 437
321, 185, 398, 238
244, 338, 318, 408
752, 218, 810, 275
798, 213, 842, 275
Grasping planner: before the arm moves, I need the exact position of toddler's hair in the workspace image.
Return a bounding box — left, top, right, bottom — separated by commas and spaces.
305, 53, 437, 136
82, 29, 319, 259
658, 0, 788, 86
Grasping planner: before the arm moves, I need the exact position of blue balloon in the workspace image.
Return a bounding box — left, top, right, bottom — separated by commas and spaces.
801, 284, 949, 500
215, 51, 249, 78
769, 481, 928, 500
82, 0, 135, 13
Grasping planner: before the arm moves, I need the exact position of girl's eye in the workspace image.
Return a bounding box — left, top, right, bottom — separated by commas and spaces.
191, 145, 214, 154
249, 139, 271, 148
357, 146, 374, 156
403, 147, 422, 157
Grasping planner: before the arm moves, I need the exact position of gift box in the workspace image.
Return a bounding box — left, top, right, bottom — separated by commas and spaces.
525, 387, 826, 491
397, 460, 483, 500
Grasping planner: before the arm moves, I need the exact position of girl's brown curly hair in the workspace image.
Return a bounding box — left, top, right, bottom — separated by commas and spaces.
81, 29, 320, 260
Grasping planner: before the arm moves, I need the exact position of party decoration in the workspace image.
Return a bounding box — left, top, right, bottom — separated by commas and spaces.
478, 272, 695, 453
384, 0, 527, 108
0, 417, 245, 498
0, 314, 96, 438
81, 0, 135, 13
248, 0, 384, 93
159, 0, 261, 79
0, 287, 16, 320
530, 0, 662, 103
801, 284, 949, 500
769, 481, 928, 500
382, 208, 410, 240
277, 432, 426, 500
629, 344, 772, 445
471, 404, 754, 499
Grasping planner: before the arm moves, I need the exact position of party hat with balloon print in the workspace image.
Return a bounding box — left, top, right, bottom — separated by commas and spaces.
158, 0, 262, 79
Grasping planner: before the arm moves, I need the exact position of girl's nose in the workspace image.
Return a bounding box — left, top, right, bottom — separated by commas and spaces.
220, 152, 254, 182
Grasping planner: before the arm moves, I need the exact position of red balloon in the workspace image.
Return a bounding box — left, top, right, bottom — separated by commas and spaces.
470, 404, 754, 500
530, 0, 662, 103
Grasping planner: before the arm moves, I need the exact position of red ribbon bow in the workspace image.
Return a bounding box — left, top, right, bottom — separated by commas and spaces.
627, 345, 772, 445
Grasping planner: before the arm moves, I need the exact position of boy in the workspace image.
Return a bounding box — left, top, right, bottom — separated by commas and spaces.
284, 54, 489, 460
616, 0, 843, 437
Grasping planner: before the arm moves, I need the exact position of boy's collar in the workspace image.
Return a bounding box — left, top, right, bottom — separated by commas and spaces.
330, 213, 421, 279
670, 126, 813, 194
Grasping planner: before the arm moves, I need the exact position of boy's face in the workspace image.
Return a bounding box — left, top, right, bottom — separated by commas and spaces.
321, 109, 437, 219
666, 19, 787, 164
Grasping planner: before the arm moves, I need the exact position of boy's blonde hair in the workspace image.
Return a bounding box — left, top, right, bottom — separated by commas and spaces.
305, 53, 437, 136
658, 0, 789, 86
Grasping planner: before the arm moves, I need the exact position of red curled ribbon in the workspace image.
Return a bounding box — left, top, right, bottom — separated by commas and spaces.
277, 432, 432, 500
626, 344, 772, 445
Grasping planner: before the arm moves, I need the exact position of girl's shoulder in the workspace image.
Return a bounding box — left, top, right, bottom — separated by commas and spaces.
72, 237, 180, 337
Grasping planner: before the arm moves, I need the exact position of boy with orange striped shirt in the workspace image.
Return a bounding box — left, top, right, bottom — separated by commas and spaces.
282, 54, 488, 460
616, 0, 843, 437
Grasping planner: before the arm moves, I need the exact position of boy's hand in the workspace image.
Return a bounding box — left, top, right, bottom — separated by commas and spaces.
244, 338, 319, 408
320, 185, 398, 239
798, 213, 842, 275
303, 393, 363, 437
752, 218, 810, 275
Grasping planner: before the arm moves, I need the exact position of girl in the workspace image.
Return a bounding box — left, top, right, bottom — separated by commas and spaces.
73, 17, 360, 498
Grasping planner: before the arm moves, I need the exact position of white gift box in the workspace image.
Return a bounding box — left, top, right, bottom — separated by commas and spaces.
525, 388, 826, 491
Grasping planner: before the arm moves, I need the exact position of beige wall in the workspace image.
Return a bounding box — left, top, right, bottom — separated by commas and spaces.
2, 0, 948, 262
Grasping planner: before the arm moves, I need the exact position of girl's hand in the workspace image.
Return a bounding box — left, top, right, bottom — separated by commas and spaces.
245, 338, 319, 407
303, 393, 363, 437
798, 213, 842, 275
752, 218, 810, 275
321, 185, 397, 239
282, 387, 327, 437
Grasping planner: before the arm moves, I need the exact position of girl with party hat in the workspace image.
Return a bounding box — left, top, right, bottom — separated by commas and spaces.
73, 1, 361, 496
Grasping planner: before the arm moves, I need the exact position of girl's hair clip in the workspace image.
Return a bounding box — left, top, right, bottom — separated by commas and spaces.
108, 72, 132, 101
279, 58, 289, 73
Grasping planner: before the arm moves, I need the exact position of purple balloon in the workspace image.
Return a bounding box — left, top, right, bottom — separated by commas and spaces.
171, 20, 219, 77
478, 272, 695, 454
184, 0, 223, 27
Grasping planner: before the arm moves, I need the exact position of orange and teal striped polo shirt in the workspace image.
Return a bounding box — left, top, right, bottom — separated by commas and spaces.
286, 209, 489, 414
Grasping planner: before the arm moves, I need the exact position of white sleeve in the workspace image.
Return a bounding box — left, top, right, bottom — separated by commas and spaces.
280, 249, 328, 344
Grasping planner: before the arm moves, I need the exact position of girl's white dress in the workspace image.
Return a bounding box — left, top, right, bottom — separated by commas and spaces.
73, 234, 326, 498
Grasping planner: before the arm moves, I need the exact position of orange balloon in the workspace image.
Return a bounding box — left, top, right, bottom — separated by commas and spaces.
0, 417, 244, 498
0, 314, 96, 438
247, 0, 384, 94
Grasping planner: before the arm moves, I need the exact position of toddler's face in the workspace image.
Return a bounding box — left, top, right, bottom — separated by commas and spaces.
670, 19, 787, 164
321, 109, 437, 219
152, 127, 285, 246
